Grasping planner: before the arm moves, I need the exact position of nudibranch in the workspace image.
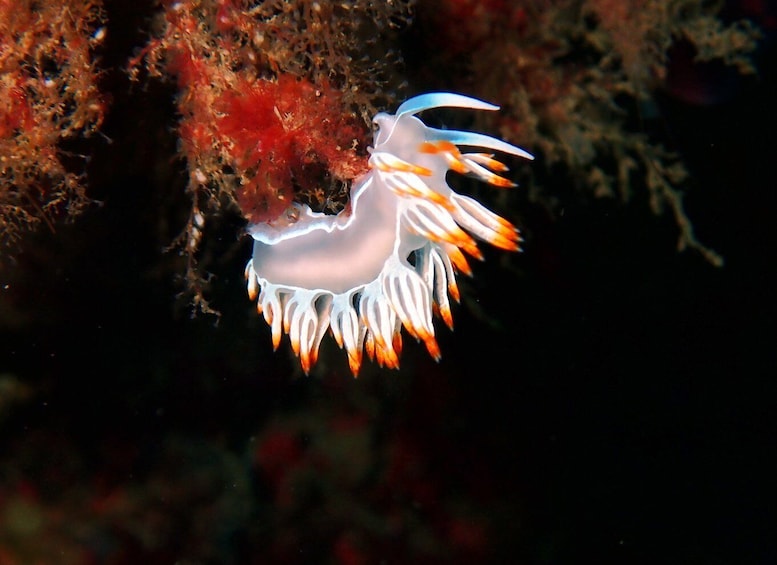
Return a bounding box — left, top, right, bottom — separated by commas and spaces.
244, 93, 533, 375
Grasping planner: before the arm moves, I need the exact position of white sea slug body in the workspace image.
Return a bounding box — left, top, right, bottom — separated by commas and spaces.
245, 92, 534, 375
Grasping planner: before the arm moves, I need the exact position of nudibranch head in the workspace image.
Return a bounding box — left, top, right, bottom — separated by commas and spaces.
245, 92, 533, 375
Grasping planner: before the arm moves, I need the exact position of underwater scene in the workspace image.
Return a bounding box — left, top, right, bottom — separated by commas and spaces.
1, 1, 775, 563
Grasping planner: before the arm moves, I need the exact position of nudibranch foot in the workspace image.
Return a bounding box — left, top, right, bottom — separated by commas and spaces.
245, 92, 533, 376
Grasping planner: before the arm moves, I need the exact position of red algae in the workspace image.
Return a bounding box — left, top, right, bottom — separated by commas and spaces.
0, 0, 105, 256
214, 76, 368, 224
